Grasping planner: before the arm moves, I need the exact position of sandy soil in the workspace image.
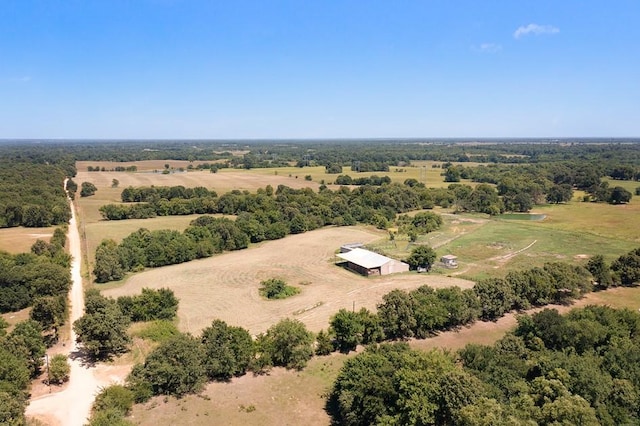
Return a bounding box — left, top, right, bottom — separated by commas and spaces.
26, 181, 129, 426
103, 226, 474, 336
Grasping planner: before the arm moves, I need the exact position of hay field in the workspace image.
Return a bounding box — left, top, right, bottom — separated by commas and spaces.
102, 226, 474, 335
74, 166, 321, 197
0, 226, 57, 254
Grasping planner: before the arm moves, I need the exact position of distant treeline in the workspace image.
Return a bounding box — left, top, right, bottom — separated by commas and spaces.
3, 139, 640, 172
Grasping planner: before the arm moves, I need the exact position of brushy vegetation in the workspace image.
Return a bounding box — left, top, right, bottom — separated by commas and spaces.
259, 278, 300, 300
133, 320, 180, 343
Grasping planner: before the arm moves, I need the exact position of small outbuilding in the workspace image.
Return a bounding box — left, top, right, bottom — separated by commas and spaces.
441, 254, 458, 268
337, 248, 409, 276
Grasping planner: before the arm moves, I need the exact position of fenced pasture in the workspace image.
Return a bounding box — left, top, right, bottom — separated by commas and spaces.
101, 226, 474, 335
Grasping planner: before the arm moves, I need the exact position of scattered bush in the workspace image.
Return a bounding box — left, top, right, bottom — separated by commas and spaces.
259, 278, 300, 300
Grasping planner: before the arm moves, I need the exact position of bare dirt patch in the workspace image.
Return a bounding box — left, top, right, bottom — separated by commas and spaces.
102, 226, 474, 335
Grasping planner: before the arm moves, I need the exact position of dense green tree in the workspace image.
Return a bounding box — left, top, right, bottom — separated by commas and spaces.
0, 390, 27, 426
7, 320, 46, 376
608, 186, 632, 204
474, 278, 515, 321
94, 239, 125, 283
30, 295, 67, 338
257, 319, 314, 370
74, 292, 131, 359
127, 333, 206, 398
405, 245, 437, 270
116, 288, 178, 322
377, 290, 416, 339
611, 247, 640, 286
315, 329, 334, 355
586, 254, 613, 289
330, 309, 365, 353
546, 183, 573, 204
92, 384, 134, 416
201, 320, 254, 380
80, 181, 98, 197
259, 278, 300, 300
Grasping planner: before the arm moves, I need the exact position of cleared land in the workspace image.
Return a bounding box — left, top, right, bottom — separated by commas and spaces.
0, 226, 56, 254
102, 226, 474, 335
74, 166, 321, 198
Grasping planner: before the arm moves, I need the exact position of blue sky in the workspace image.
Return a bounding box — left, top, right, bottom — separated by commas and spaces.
1, 1, 638, 139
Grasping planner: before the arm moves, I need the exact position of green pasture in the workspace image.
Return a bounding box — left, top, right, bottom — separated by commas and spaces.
533, 197, 640, 243
603, 177, 640, 193
370, 199, 639, 282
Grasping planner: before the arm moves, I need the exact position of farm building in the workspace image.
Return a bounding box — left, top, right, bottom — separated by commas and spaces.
340, 242, 365, 253
337, 248, 409, 276
441, 254, 458, 268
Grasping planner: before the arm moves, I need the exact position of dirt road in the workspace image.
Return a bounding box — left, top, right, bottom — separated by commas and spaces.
26, 181, 128, 426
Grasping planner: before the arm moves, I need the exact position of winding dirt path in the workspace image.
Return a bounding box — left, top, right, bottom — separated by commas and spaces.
26, 181, 128, 426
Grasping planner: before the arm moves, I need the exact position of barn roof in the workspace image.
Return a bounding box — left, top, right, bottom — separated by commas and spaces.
336, 248, 396, 269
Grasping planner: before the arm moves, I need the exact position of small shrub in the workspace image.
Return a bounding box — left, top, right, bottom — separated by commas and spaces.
48, 354, 70, 384
259, 278, 300, 300
93, 385, 134, 415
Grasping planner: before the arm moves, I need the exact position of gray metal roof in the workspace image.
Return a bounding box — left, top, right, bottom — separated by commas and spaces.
336, 248, 397, 269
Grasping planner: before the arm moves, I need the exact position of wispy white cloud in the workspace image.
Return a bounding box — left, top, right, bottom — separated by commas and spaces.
472, 43, 502, 53
514, 23, 559, 39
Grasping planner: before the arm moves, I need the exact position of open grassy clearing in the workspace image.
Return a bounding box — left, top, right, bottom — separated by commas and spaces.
102, 226, 474, 336
244, 162, 480, 188
441, 216, 637, 280
603, 177, 640, 193
533, 197, 640, 244
74, 166, 321, 198
0, 226, 57, 254
129, 354, 345, 426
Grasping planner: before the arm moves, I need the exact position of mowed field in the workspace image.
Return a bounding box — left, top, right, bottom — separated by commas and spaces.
102, 226, 474, 335
0, 226, 57, 254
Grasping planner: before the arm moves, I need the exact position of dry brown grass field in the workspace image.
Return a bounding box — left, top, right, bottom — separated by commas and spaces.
75, 164, 321, 197
102, 226, 474, 335
0, 226, 57, 254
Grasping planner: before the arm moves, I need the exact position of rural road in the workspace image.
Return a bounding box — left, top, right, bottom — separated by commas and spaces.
26, 180, 127, 425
